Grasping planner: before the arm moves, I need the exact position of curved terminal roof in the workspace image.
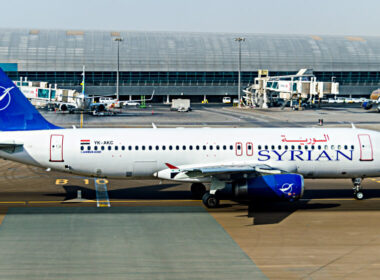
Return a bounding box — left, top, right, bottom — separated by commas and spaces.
0, 28, 379, 72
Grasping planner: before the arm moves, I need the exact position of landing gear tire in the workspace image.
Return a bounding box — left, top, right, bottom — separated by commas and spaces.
202, 192, 219, 208
352, 178, 364, 200
191, 183, 206, 199
355, 191, 364, 200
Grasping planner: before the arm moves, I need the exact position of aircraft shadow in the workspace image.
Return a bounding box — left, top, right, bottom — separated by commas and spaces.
245, 200, 340, 225
303, 189, 380, 199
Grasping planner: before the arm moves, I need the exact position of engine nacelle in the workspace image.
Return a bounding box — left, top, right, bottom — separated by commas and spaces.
362, 101, 372, 110
59, 104, 68, 111
234, 174, 304, 201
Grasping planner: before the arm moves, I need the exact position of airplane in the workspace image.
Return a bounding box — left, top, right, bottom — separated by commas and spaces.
0, 68, 379, 208
362, 89, 380, 112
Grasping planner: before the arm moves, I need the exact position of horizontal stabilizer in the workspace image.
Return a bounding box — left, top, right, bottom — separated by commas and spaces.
0, 141, 23, 153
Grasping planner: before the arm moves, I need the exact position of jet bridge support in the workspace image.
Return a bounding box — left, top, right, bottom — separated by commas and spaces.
243, 69, 339, 109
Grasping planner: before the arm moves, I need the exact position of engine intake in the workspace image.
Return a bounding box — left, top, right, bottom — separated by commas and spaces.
234, 174, 304, 201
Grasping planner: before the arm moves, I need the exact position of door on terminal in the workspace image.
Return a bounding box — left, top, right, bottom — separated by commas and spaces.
358, 134, 373, 161
50, 135, 64, 162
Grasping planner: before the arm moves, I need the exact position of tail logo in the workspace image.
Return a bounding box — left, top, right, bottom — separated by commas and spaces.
279, 183, 293, 194
0, 86, 14, 111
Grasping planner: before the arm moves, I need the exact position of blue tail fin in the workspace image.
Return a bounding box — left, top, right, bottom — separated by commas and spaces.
0, 69, 61, 131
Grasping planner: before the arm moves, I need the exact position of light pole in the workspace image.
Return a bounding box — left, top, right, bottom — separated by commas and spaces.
114, 37, 123, 100
235, 37, 245, 107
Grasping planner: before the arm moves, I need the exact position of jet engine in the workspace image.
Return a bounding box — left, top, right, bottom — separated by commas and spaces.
234, 174, 304, 201
59, 104, 68, 111
362, 101, 373, 110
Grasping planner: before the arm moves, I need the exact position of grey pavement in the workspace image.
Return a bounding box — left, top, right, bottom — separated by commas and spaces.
0, 207, 266, 280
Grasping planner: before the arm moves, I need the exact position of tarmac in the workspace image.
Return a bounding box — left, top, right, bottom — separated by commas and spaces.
0, 104, 380, 279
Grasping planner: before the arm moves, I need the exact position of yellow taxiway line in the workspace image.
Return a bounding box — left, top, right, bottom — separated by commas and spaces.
1, 197, 380, 205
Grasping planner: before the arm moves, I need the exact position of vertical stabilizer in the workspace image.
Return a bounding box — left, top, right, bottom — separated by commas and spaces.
0, 69, 61, 131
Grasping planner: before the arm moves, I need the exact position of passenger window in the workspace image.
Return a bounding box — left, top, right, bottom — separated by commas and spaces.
94, 146, 98, 151
142, 146, 145, 151
189, 145, 193, 150
337, 145, 341, 150
258, 145, 262, 150
115, 146, 118, 151
162, 146, 166, 150
87, 146, 91, 151
331, 145, 335, 150
148, 145, 152, 150
101, 146, 105, 151
203, 145, 207, 150
135, 146, 139, 150
351, 145, 354, 150
196, 145, 200, 150
271, 145, 275, 150
183, 145, 186, 150
209, 145, 213, 150
176, 145, 180, 150
304, 145, 308, 150
278, 145, 281, 150
108, 146, 111, 151
128, 146, 132, 151
324, 145, 328, 150
265, 145, 268, 150
237, 145, 241, 150
311, 145, 315, 150
223, 145, 226, 150
318, 145, 321, 150
230, 145, 233, 150
122, 146, 125, 151
156, 145, 159, 150
216, 145, 219, 150
344, 145, 348, 150
169, 145, 173, 150
80, 146, 84, 151
291, 145, 295, 150
298, 145, 302, 150
285, 145, 288, 150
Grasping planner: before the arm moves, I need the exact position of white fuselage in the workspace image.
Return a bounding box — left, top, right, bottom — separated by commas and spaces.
0, 127, 379, 181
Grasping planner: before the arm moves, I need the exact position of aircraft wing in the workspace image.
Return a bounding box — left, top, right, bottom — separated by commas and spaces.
160, 162, 286, 180
183, 164, 282, 178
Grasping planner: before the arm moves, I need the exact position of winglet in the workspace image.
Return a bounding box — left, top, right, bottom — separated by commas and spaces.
165, 163, 179, 169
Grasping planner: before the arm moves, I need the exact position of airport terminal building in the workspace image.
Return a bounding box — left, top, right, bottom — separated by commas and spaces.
1, 28, 380, 101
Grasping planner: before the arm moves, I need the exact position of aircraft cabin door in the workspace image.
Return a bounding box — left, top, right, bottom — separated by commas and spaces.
50, 135, 64, 162
358, 134, 373, 161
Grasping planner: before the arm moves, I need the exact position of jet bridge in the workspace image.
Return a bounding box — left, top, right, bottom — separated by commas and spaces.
243, 69, 339, 109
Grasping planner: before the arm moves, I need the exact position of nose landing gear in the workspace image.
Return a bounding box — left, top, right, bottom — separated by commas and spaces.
352, 178, 364, 200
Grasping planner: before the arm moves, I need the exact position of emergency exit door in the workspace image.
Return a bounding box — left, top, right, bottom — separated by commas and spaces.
358, 134, 373, 161
50, 135, 64, 162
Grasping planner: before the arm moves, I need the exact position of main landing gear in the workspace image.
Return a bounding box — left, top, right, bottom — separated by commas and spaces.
190, 183, 206, 199
190, 182, 220, 208
352, 178, 364, 200
202, 192, 220, 208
